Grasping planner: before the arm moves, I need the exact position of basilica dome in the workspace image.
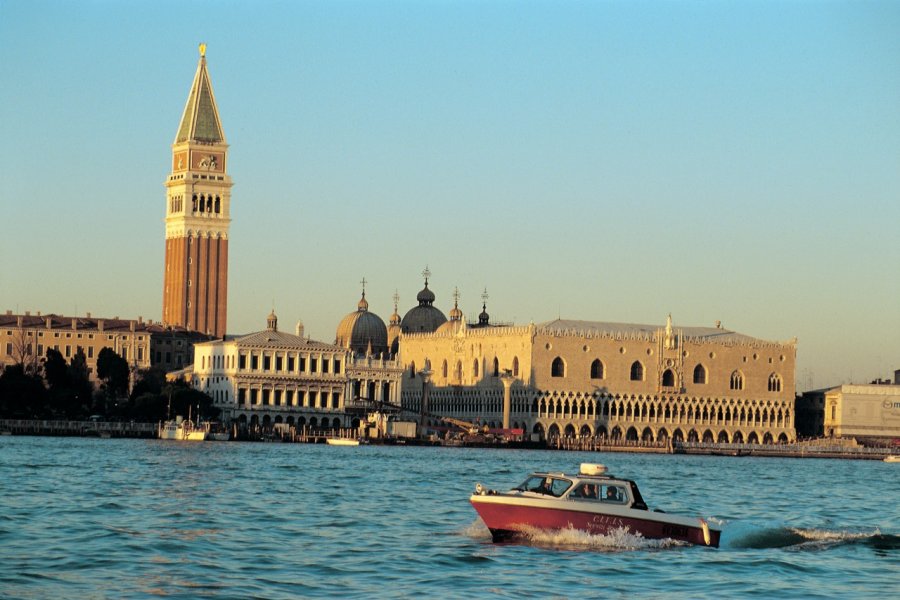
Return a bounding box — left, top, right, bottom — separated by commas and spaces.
401, 280, 447, 334
335, 292, 388, 356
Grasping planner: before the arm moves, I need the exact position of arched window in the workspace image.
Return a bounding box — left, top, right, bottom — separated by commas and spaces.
662, 369, 675, 387
473, 359, 479, 378
630, 361, 644, 381
455, 360, 462, 382
206, 197, 212, 212
590, 359, 604, 380
192, 194, 198, 211
441, 359, 448, 379
512, 356, 519, 377
493, 357, 499, 377
214, 196, 221, 214
768, 373, 782, 392
693, 364, 707, 384
551, 357, 566, 378
409, 361, 416, 378
730, 371, 744, 390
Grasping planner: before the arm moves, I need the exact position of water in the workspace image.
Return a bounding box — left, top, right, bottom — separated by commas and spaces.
1, 437, 897, 599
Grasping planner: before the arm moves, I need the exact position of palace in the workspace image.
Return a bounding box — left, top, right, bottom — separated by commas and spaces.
397, 281, 797, 444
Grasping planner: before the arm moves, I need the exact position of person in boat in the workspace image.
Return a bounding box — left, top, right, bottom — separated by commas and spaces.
573, 483, 597, 499
605, 485, 622, 502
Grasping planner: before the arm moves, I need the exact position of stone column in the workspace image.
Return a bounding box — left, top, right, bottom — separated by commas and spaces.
500, 371, 514, 430
419, 369, 433, 432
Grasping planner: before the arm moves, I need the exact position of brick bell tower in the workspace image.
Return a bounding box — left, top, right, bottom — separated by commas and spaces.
162, 44, 232, 337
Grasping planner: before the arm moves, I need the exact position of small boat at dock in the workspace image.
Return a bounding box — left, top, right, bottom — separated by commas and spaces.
325, 437, 361, 446
470, 463, 721, 547
158, 416, 206, 441
884, 455, 900, 463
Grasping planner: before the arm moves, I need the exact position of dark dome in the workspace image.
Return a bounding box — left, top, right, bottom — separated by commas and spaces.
401, 276, 447, 334
335, 293, 388, 355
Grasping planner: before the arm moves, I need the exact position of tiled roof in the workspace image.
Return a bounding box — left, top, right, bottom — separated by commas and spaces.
536, 319, 783, 345
200, 329, 344, 352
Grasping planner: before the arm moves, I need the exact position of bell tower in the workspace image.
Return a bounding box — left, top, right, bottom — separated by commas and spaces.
162, 44, 232, 337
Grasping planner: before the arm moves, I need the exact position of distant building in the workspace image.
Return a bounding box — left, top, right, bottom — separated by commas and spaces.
400, 303, 798, 444
190, 310, 402, 428
0, 310, 210, 384
162, 45, 233, 338
798, 371, 900, 444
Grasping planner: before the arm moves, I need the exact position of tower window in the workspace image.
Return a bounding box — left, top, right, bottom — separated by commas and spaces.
730, 371, 744, 390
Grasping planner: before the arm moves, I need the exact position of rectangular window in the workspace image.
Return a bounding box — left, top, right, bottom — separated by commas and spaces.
262, 389, 270, 406
275, 356, 283, 372
322, 359, 329, 374
299, 357, 306, 372
332, 393, 340, 409
251, 355, 258, 370
65, 345, 71, 358
238, 388, 246, 404
37, 344, 43, 356
165, 351, 171, 363
138, 347, 144, 361
4, 343, 10, 355
298, 390, 306, 407
274, 390, 282, 406
309, 391, 317, 408
287, 356, 295, 372
263, 355, 271, 371
239, 354, 247, 370
121, 347, 127, 360
311, 358, 318, 373
333, 359, 341, 374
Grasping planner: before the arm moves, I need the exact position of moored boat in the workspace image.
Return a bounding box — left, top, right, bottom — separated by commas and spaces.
158, 416, 206, 441
470, 463, 721, 547
884, 455, 900, 463
325, 437, 361, 446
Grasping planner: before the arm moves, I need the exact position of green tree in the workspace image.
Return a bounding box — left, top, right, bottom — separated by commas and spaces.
66, 349, 93, 418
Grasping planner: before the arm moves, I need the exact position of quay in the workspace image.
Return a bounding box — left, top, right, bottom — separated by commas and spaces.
0, 419, 157, 438
1, 420, 894, 459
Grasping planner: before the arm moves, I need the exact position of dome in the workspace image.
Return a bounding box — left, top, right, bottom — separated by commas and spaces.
335, 293, 388, 356
401, 271, 447, 334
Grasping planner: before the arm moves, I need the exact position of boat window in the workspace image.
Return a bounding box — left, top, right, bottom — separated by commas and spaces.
600, 484, 626, 504
569, 482, 600, 500
519, 475, 572, 498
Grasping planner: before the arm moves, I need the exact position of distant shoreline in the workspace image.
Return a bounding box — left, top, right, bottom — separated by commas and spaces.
0, 419, 894, 460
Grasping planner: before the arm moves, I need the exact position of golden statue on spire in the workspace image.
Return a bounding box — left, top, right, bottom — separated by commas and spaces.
199, 43, 207, 57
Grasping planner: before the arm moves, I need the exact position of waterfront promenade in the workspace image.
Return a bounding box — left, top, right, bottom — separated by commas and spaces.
1, 419, 894, 459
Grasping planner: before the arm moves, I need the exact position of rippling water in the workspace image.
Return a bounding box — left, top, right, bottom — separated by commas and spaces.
1, 437, 897, 598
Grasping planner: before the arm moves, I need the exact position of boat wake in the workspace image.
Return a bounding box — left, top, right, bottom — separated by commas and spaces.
726, 525, 898, 551
463, 520, 684, 551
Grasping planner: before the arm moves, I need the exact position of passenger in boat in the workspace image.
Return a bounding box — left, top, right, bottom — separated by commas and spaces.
573, 483, 597, 499
605, 486, 622, 502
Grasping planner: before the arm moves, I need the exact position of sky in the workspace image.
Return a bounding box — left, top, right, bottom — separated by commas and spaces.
1, 0, 898, 391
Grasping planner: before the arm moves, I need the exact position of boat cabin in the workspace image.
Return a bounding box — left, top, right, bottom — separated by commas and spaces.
515, 466, 648, 510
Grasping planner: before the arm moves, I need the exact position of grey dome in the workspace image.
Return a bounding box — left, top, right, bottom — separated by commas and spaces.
335, 293, 388, 355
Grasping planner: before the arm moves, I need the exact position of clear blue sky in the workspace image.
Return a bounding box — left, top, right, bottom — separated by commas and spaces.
1, 1, 898, 391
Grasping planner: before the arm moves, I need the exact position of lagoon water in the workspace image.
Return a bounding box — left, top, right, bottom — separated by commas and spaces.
0, 437, 897, 599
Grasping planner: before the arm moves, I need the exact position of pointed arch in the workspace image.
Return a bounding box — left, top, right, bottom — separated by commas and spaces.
630, 361, 644, 381
768, 373, 782, 392
590, 359, 605, 380
662, 369, 676, 387
730, 370, 744, 390
551, 357, 566, 378
693, 363, 707, 384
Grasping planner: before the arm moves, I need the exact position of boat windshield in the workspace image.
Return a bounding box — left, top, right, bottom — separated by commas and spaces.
518, 475, 572, 498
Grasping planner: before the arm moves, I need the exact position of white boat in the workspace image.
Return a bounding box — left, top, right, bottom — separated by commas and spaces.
471, 463, 721, 547
158, 416, 206, 441
325, 437, 361, 446
884, 455, 900, 463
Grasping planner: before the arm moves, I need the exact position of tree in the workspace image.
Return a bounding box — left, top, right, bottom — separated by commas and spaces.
66, 349, 93, 418
96, 347, 130, 402
0, 364, 49, 418
8, 329, 41, 376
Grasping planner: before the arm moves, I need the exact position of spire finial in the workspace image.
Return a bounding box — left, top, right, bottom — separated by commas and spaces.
360, 276, 367, 297
199, 43, 207, 58
422, 265, 431, 285
481, 287, 489, 309
453, 286, 460, 307
393, 290, 400, 312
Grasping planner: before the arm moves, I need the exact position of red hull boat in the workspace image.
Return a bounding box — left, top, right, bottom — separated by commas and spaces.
470, 463, 720, 547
